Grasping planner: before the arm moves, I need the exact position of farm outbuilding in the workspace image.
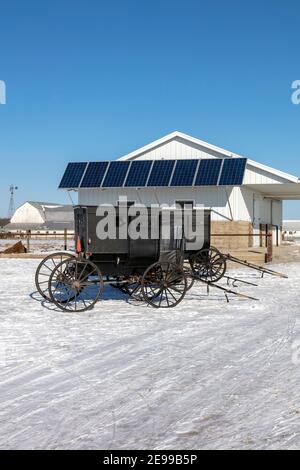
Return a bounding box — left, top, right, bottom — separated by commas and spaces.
5, 201, 74, 234
282, 220, 300, 244
59, 131, 300, 252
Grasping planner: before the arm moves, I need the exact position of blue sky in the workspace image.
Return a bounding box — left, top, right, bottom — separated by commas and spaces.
0, 0, 300, 217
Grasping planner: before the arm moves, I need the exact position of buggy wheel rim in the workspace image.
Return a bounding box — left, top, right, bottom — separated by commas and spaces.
142, 262, 187, 308
48, 259, 103, 312
35, 252, 76, 301
191, 247, 226, 283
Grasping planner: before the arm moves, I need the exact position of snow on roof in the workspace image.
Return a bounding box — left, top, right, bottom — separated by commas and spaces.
27, 201, 73, 211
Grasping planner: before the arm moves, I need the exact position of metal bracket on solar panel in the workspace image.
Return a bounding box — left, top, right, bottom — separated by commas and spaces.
168, 160, 178, 187
79, 162, 90, 188
100, 161, 111, 188
192, 159, 201, 187
122, 161, 133, 187
145, 160, 155, 187
217, 158, 226, 186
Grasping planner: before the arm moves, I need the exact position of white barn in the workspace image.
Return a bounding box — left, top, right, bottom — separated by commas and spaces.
74, 131, 300, 250
5, 201, 74, 234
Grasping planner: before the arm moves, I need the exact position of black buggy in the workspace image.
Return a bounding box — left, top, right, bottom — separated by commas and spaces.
35, 205, 228, 312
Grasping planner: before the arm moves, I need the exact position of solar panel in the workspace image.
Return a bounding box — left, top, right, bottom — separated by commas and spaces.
147, 160, 175, 187
219, 158, 247, 185
124, 160, 152, 187
80, 161, 109, 188
170, 160, 198, 186
59, 162, 88, 188
102, 161, 130, 187
194, 159, 222, 186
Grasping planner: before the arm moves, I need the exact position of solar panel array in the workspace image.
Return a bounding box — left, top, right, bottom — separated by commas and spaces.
59, 158, 247, 189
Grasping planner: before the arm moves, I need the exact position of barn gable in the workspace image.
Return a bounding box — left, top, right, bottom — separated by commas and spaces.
119, 131, 299, 187
118, 131, 238, 161
11, 202, 45, 224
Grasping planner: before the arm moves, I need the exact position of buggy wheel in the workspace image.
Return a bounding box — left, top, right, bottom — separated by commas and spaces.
48, 258, 103, 312
123, 281, 143, 300
141, 262, 187, 308
190, 247, 226, 283
184, 271, 195, 291
110, 283, 128, 294
35, 252, 76, 301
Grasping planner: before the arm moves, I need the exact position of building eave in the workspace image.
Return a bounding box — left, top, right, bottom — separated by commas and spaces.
247, 160, 299, 184
244, 183, 300, 199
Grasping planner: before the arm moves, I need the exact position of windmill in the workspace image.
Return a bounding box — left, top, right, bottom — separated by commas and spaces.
8, 185, 18, 219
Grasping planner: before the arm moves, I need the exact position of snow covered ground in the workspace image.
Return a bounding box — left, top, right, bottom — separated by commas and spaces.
0, 258, 300, 450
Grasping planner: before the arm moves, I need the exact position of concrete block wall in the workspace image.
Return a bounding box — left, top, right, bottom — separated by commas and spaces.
211, 221, 253, 251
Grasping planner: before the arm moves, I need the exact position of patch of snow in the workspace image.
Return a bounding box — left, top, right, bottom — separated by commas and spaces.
0, 259, 299, 449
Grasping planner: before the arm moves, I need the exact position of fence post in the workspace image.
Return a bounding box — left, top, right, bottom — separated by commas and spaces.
26, 230, 31, 253
265, 230, 273, 263
64, 229, 67, 251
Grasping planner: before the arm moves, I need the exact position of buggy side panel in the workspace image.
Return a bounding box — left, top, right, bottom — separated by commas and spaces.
74, 206, 88, 252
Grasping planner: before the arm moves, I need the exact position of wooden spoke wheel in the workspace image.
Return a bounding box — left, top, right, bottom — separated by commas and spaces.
110, 282, 128, 294
48, 259, 103, 312
35, 252, 76, 301
110, 279, 142, 298
190, 247, 226, 283
141, 262, 188, 308
123, 281, 143, 300
184, 270, 195, 291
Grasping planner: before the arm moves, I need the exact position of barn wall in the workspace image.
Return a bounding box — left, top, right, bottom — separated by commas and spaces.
11, 202, 44, 224
251, 194, 282, 246
252, 195, 282, 226
78, 186, 254, 223
126, 136, 229, 161
78, 186, 282, 246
